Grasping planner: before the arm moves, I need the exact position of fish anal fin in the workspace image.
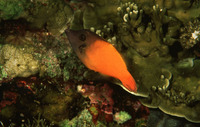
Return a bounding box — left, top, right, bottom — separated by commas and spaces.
120, 72, 137, 92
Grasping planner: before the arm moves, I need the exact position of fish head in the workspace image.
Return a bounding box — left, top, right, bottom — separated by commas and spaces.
65, 29, 97, 56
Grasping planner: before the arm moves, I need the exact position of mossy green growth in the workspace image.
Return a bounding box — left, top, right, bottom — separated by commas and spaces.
0, 65, 8, 81
36, 49, 62, 78
25, 114, 51, 127
89, 105, 98, 116
44, 56, 62, 78
135, 119, 147, 127
0, 0, 29, 20
59, 109, 106, 127
114, 111, 132, 124
63, 52, 87, 82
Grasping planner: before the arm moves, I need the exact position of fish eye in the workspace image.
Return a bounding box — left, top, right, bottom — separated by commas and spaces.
79, 34, 86, 41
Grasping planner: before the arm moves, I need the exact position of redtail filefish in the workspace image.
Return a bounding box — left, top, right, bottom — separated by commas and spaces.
65, 29, 137, 92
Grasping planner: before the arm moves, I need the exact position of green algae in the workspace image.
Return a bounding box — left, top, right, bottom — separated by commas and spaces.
59, 109, 106, 127
0, 64, 7, 81
114, 111, 132, 124
25, 0, 73, 35
63, 52, 87, 82
0, 0, 29, 20
40, 50, 62, 78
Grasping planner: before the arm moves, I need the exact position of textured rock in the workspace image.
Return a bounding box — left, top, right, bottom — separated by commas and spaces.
0, 44, 39, 78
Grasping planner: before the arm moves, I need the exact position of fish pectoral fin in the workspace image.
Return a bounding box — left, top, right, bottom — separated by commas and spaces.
99, 73, 110, 77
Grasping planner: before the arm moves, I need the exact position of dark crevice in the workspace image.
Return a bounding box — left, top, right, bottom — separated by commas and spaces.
168, 42, 183, 58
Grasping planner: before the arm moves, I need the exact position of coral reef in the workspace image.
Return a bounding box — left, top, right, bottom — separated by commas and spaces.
0, 77, 85, 126
0, 0, 29, 20
0, 28, 87, 79
0, 44, 39, 78
24, 114, 54, 127
180, 19, 200, 49
77, 83, 114, 123
1, 0, 200, 126
24, 0, 73, 35
59, 109, 107, 127
0, 0, 73, 35
77, 82, 149, 125
147, 109, 200, 127
129, 49, 200, 123
114, 111, 132, 124
39, 49, 62, 78
63, 51, 88, 82
66, 0, 200, 123
117, 2, 143, 29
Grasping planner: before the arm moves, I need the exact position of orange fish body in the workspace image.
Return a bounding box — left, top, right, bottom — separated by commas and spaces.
65, 29, 137, 92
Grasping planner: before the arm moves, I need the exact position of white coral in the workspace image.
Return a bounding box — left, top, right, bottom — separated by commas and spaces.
191, 30, 200, 40
180, 19, 200, 49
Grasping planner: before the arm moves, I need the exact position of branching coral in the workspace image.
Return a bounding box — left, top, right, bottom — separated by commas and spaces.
24, 114, 53, 127
116, 2, 171, 57
117, 2, 143, 28
89, 22, 118, 46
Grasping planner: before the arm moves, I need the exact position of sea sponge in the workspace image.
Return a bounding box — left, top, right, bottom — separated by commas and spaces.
0, 44, 39, 78
0, 0, 29, 20
180, 19, 200, 49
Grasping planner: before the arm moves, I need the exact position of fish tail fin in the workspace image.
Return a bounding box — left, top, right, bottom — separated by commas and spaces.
120, 72, 137, 93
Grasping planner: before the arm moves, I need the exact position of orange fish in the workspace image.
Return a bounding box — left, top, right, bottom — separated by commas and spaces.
65, 29, 137, 92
